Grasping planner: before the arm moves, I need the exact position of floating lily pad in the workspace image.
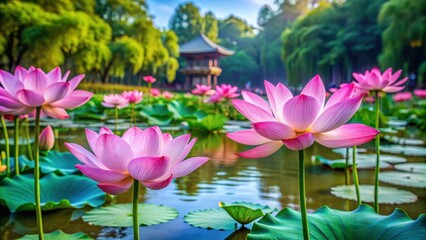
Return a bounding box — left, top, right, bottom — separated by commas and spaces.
384, 135, 424, 146
187, 114, 228, 132
184, 208, 236, 230
20, 151, 80, 175
316, 156, 391, 169
82, 203, 178, 227
332, 148, 367, 157
0, 174, 106, 212
381, 145, 426, 156
395, 163, 426, 173
380, 172, 426, 188
184, 202, 276, 230
387, 119, 407, 127
19, 230, 92, 240
330, 185, 417, 204
167, 100, 197, 119
248, 205, 426, 240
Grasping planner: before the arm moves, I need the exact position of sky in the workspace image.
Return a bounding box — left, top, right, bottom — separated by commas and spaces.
146, 0, 276, 29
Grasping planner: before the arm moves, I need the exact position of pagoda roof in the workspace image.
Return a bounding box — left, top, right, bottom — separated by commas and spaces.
180, 33, 234, 58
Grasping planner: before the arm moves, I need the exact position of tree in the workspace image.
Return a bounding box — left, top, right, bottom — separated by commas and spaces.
203, 11, 218, 42
220, 51, 259, 85
169, 2, 203, 44
218, 15, 254, 48
257, 4, 274, 27
379, 0, 426, 86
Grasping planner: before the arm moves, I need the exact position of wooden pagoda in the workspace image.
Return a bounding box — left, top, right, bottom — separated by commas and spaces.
179, 33, 234, 89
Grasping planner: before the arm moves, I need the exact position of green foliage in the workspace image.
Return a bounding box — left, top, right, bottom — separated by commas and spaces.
20, 150, 80, 175
0, 173, 106, 212
248, 205, 426, 240
187, 114, 228, 133
203, 11, 218, 42
379, 0, 426, 82
19, 230, 93, 240
169, 2, 203, 44
220, 51, 259, 82
184, 202, 276, 230
331, 185, 417, 204
110, 36, 144, 78
82, 203, 178, 227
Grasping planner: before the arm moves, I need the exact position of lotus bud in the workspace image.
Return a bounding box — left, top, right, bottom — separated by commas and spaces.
39, 126, 55, 151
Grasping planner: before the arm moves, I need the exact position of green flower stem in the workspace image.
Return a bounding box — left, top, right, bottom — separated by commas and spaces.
298, 150, 310, 240
352, 146, 361, 206
148, 82, 152, 104
133, 179, 140, 240
1, 115, 10, 176
344, 148, 350, 185
114, 107, 119, 133
24, 118, 34, 160
374, 90, 381, 213
14, 116, 20, 176
131, 103, 136, 126
34, 107, 44, 240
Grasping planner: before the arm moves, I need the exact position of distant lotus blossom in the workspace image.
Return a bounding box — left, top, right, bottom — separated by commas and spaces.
206, 93, 223, 103
216, 84, 240, 99
150, 88, 161, 97
191, 84, 215, 96
143, 75, 156, 83
352, 68, 408, 93
0, 66, 93, 118
65, 126, 209, 194
227, 76, 379, 157
163, 91, 174, 99
414, 89, 426, 99
39, 125, 55, 151
364, 96, 375, 103
102, 94, 129, 109
122, 90, 143, 104
393, 92, 412, 102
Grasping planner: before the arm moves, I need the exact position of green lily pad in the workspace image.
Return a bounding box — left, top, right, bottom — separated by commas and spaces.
316, 156, 391, 169
330, 185, 417, 204
394, 163, 426, 173
184, 207, 237, 230
167, 100, 197, 119
381, 145, 426, 156
380, 172, 426, 188
82, 203, 178, 227
187, 114, 229, 132
184, 202, 276, 230
219, 202, 277, 225
20, 151, 80, 175
19, 230, 93, 240
384, 135, 424, 146
248, 205, 426, 240
332, 148, 367, 157
0, 173, 106, 212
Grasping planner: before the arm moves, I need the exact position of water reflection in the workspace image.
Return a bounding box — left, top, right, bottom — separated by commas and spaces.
1, 128, 424, 239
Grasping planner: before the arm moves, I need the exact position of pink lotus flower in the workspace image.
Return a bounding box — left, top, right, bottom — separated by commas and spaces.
364, 96, 375, 103
191, 84, 215, 96
150, 88, 161, 97
206, 92, 223, 103
414, 89, 426, 99
352, 68, 408, 93
143, 75, 156, 83
393, 92, 412, 102
121, 90, 143, 104
216, 84, 240, 99
227, 76, 379, 157
102, 94, 129, 109
162, 91, 174, 99
39, 125, 54, 151
65, 126, 209, 194
0, 66, 93, 118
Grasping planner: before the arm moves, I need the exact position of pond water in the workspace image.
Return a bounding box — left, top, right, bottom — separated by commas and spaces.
1, 124, 425, 240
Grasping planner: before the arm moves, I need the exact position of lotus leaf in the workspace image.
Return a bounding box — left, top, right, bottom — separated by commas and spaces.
394, 163, 426, 173
330, 185, 417, 204
20, 151, 80, 175
19, 230, 92, 240
248, 205, 426, 239
0, 174, 106, 212
380, 171, 426, 188
184, 202, 276, 230
82, 203, 178, 227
